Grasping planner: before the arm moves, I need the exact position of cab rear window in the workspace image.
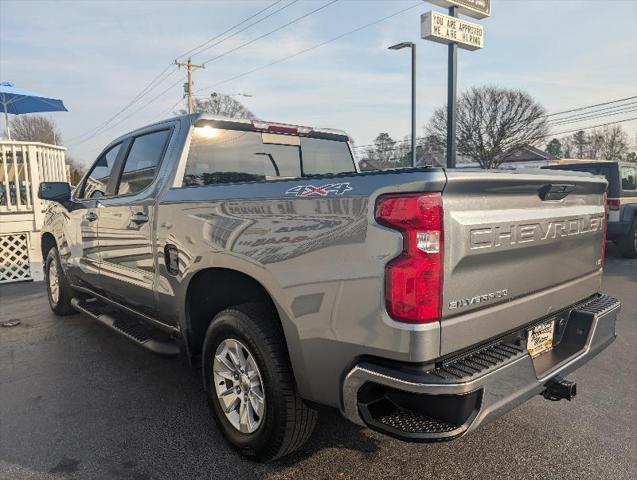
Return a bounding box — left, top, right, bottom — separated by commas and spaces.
182, 127, 355, 187
621, 166, 636, 190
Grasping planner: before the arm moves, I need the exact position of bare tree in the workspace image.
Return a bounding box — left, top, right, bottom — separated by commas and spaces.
426, 86, 549, 169
365, 133, 401, 169
559, 126, 630, 160
572, 130, 587, 159
586, 130, 605, 159
597, 126, 629, 160
178, 93, 255, 119
66, 156, 86, 186
9, 115, 61, 145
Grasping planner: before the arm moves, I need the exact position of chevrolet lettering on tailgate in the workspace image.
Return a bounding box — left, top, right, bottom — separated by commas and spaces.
470, 215, 605, 250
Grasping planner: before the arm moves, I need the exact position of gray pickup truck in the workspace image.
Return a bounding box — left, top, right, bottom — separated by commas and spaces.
39, 114, 620, 461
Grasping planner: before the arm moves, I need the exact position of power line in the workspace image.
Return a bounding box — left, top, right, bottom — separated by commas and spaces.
547, 100, 637, 123
69, 75, 187, 147
353, 98, 637, 150
550, 117, 637, 137
353, 116, 637, 152
67, 1, 296, 145
198, 0, 340, 67
176, 0, 287, 61
194, 1, 422, 94
159, 97, 186, 119
546, 95, 637, 118
66, 66, 178, 143
548, 105, 637, 127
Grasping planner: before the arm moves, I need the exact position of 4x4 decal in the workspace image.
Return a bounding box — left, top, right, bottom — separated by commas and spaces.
285, 183, 352, 197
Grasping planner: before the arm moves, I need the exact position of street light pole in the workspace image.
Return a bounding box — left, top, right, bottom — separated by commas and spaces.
389, 42, 417, 168
446, 6, 458, 168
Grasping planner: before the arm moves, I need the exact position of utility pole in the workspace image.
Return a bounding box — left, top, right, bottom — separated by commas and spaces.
175, 58, 204, 114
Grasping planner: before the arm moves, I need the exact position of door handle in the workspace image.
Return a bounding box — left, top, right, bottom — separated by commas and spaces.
85, 211, 98, 222
131, 212, 149, 224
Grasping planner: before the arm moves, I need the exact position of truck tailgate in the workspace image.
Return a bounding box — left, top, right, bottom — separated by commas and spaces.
440, 169, 607, 354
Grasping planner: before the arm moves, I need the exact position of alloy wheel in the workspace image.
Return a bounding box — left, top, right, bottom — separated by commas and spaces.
213, 338, 265, 434
48, 258, 59, 304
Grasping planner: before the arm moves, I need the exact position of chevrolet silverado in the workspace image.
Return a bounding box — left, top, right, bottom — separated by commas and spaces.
38, 114, 620, 461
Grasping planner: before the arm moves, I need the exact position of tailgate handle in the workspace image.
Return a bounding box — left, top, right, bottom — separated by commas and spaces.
538, 184, 575, 201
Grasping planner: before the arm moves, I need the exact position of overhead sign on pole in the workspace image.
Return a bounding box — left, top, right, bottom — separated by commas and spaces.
425, 0, 491, 19
421, 11, 484, 51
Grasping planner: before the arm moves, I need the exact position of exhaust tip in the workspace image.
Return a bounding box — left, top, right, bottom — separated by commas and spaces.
543, 377, 577, 401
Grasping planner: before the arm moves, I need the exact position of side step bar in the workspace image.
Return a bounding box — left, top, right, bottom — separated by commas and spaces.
71, 297, 181, 356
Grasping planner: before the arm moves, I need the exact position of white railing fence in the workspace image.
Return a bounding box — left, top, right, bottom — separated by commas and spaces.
0, 140, 67, 215
0, 141, 68, 283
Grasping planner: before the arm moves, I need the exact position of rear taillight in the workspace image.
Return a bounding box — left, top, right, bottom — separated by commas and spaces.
601, 192, 608, 266
607, 198, 620, 211
375, 193, 443, 324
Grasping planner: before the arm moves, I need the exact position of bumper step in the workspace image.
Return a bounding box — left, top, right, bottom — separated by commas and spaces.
375, 407, 459, 435
430, 342, 525, 382
71, 298, 181, 356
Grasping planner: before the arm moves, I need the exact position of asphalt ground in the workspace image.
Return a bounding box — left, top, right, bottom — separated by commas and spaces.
1, 245, 635, 480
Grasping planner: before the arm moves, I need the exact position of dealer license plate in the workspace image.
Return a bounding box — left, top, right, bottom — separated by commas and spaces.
527, 319, 555, 358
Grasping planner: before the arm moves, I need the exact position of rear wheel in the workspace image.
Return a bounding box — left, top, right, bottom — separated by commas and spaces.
45, 247, 75, 316
617, 219, 637, 258
202, 303, 317, 462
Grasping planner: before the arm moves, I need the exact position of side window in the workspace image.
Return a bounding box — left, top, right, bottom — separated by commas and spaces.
621, 166, 636, 190
79, 143, 122, 199
117, 130, 170, 195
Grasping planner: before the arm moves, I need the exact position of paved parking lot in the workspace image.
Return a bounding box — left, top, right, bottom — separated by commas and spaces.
1, 246, 635, 480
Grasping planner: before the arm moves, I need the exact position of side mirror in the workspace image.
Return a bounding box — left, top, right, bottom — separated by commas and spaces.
38, 182, 72, 203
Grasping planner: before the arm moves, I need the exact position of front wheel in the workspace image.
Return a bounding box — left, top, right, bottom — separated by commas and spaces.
45, 247, 76, 316
202, 303, 317, 462
617, 219, 637, 258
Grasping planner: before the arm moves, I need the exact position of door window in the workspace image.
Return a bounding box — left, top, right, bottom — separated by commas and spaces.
117, 130, 170, 195
78, 143, 122, 199
620, 166, 636, 190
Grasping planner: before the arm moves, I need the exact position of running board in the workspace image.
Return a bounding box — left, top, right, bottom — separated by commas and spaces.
71, 297, 181, 356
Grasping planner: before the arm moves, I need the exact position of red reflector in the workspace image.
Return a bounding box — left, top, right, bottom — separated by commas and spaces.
607, 198, 620, 211
601, 192, 608, 266
376, 193, 443, 324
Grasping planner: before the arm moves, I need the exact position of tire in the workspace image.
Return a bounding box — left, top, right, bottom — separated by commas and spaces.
45, 247, 76, 316
202, 303, 317, 462
617, 219, 637, 258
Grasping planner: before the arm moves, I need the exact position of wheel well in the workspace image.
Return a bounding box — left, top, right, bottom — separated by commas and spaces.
41, 233, 57, 260
185, 268, 278, 356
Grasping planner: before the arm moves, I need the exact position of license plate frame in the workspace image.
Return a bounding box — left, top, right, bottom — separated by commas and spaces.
527, 319, 556, 358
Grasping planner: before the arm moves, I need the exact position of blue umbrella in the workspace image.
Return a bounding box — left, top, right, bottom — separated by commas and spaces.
0, 81, 68, 140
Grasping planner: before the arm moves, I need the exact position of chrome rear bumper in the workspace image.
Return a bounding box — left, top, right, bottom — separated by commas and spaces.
341, 294, 620, 442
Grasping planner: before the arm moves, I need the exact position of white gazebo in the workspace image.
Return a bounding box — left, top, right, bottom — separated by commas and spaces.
0, 140, 69, 283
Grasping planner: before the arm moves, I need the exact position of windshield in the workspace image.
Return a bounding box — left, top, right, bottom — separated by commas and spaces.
182, 128, 356, 187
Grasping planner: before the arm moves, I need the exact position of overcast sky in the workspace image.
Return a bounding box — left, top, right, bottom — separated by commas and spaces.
1, 0, 636, 164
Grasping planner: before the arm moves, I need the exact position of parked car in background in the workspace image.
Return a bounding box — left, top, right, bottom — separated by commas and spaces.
37, 114, 620, 461
543, 161, 637, 257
